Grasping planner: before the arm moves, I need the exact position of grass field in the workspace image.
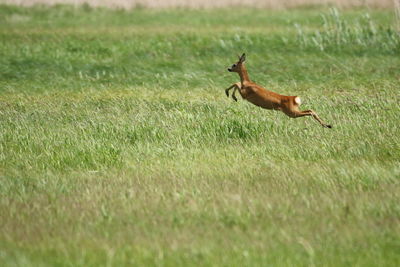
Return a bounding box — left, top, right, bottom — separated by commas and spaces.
0, 0, 396, 9
0, 4, 400, 266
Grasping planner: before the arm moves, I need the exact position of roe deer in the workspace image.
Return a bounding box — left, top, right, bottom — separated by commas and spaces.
225, 53, 332, 128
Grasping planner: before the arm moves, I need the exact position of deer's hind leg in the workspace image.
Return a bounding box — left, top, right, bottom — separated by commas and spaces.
297, 109, 332, 128
283, 107, 332, 128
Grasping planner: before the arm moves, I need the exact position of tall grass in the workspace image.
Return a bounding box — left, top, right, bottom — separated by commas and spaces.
295, 7, 400, 51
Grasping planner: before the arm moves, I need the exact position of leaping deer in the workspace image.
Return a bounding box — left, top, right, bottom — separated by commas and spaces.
225, 53, 332, 128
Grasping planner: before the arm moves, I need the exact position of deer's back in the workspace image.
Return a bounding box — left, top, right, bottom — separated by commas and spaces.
241, 82, 290, 110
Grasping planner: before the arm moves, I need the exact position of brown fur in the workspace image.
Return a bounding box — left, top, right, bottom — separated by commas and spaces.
226, 53, 332, 128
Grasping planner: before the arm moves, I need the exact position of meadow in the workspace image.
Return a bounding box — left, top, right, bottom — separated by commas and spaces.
0, 4, 399, 266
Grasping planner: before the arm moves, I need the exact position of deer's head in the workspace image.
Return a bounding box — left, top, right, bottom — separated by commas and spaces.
228, 53, 246, 73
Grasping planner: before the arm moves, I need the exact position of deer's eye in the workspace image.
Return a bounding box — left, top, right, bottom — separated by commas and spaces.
232, 64, 237, 67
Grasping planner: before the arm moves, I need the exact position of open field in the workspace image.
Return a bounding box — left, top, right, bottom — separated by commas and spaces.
1, 4, 400, 266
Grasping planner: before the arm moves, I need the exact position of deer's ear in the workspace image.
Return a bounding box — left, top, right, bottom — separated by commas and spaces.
239, 53, 246, 62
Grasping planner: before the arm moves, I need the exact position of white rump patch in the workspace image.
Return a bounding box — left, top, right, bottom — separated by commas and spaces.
294, 96, 302, 105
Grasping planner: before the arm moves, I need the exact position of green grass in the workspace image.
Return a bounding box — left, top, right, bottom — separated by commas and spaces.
0, 4, 399, 266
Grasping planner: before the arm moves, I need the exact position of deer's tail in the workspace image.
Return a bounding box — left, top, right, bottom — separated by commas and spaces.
294, 96, 302, 105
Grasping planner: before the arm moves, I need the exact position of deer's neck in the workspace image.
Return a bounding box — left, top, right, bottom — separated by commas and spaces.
239, 66, 250, 84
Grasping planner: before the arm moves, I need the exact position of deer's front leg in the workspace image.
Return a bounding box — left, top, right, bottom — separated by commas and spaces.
232, 86, 238, 102
225, 84, 235, 97
225, 82, 241, 101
